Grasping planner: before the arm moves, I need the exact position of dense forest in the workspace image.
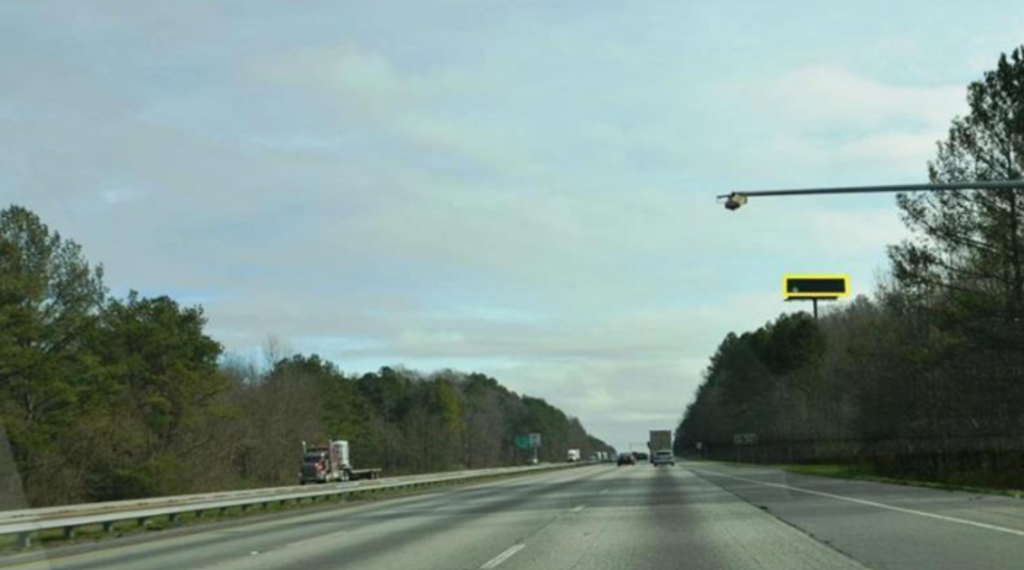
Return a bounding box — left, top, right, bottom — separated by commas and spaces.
676, 48, 1024, 489
0, 206, 613, 508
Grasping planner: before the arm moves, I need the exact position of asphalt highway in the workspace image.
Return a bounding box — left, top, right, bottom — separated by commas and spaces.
6, 461, 1024, 570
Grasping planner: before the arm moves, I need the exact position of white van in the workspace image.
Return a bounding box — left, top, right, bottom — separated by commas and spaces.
651, 450, 675, 467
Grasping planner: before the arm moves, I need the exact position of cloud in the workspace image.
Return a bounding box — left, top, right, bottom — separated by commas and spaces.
770, 66, 965, 130
702, 66, 968, 187
255, 48, 415, 117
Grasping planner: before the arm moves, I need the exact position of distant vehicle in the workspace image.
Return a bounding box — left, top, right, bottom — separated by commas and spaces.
528, 457, 539, 465
652, 450, 675, 467
617, 453, 636, 466
299, 440, 381, 484
567, 449, 581, 462
634, 452, 649, 462
649, 430, 673, 463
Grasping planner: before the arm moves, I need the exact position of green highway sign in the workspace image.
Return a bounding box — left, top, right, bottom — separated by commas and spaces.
515, 435, 530, 450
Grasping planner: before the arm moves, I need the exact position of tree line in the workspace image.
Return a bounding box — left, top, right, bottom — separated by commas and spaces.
0, 206, 612, 508
676, 47, 1024, 489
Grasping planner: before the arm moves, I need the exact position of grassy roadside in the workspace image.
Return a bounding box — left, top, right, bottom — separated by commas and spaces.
780, 463, 1024, 499
0, 465, 579, 557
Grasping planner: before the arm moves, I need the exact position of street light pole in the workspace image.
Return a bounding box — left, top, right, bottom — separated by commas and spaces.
719, 180, 1024, 210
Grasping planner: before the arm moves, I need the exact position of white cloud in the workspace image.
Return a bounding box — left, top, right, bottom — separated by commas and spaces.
256, 48, 414, 117
770, 66, 965, 130
837, 132, 940, 165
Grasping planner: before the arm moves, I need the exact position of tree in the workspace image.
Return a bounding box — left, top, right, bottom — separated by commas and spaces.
0, 205, 106, 502
86, 292, 227, 499
356, 367, 414, 472
891, 47, 1024, 328
888, 47, 1024, 453
461, 373, 506, 468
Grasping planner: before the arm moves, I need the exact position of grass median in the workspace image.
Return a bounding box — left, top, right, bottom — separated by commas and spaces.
781, 463, 1024, 499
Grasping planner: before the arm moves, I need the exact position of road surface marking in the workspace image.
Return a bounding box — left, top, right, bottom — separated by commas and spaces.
571, 505, 586, 513
599, 488, 609, 495
480, 544, 525, 569
695, 469, 1024, 538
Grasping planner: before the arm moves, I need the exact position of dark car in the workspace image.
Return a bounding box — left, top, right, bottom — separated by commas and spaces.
617, 453, 636, 466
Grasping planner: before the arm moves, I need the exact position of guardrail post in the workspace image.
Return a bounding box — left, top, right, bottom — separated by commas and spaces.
169, 513, 181, 526
137, 516, 149, 529
63, 526, 76, 540
102, 521, 115, 534
17, 532, 32, 550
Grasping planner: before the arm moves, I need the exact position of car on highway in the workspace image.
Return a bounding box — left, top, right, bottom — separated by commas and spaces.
617, 453, 636, 466
651, 450, 675, 467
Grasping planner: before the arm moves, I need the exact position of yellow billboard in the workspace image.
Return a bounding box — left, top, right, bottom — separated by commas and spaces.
782, 274, 850, 300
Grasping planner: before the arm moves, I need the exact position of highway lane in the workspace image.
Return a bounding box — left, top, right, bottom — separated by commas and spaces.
3, 463, 866, 570
9, 463, 1024, 570
690, 462, 1024, 570
494, 462, 864, 570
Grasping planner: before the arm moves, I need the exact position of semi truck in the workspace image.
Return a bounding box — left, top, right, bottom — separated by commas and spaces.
299, 440, 382, 484
566, 449, 581, 462
648, 430, 673, 464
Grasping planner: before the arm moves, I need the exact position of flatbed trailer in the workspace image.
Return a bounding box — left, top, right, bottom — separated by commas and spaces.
349, 468, 382, 481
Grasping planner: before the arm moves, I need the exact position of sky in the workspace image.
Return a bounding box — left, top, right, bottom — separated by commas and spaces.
2, 1, 1023, 452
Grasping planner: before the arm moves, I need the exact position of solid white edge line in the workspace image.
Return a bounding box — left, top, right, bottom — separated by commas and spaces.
480, 543, 526, 569
571, 505, 586, 513
693, 468, 1024, 538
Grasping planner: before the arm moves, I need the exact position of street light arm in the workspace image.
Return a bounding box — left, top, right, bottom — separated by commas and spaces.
717, 180, 1024, 201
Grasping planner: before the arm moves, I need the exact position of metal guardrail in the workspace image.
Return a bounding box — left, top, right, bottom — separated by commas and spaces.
0, 467, 520, 524
0, 463, 579, 549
